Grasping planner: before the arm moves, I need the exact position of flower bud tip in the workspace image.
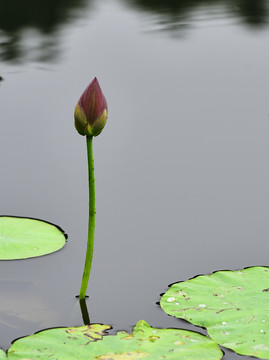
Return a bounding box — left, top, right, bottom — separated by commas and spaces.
74, 78, 108, 136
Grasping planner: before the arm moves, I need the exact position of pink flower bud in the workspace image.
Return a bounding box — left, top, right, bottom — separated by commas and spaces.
74, 78, 108, 136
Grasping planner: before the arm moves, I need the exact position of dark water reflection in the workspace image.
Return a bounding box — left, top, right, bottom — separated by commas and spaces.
0, 0, 90, 62
125, 0, 269, 34
0, 0, 269, 62
125, 0, 269, 25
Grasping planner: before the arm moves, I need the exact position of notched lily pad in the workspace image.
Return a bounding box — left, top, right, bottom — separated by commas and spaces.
160, 266, 269, 359
0, 216, 66, 260
7, 321, 222, 359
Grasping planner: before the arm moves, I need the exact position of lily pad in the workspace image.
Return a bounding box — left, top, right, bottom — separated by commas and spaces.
160, 266, 269, 359
7, 321, 222, 359
0, 350, 6, 359
0, 216, 66, 260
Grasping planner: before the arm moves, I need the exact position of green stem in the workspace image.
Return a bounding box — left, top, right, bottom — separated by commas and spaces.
79, 135, 95, 299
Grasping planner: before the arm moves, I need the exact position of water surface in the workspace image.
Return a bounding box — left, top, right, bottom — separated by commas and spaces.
1, 1, 269, 358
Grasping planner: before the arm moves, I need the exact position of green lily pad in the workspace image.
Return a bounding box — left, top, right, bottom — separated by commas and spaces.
0, 350, 6, 359
160, 266, 269, 359
0, 216, 66, 260
7, 321, 222, 359
8, 323, 111, 360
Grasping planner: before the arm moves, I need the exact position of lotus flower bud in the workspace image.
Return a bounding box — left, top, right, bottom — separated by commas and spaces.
74, 77, 108, 136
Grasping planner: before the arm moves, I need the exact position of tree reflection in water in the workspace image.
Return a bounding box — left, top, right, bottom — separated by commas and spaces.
0, 0, 90, 62
124, 0, 269, 32
0, 0, 268, 60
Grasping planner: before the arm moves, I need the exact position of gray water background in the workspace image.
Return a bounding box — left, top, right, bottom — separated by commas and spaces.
1, 0, 269, 358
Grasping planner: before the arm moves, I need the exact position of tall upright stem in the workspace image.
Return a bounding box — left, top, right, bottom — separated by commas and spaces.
79, 135, 95, 299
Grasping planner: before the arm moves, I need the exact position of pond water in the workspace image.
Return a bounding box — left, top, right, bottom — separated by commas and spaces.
1, 0, 269, 358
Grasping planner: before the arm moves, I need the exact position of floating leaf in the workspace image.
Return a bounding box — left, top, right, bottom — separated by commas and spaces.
8, 324, 111, 359
0, 350, 6, 359
0, 216, 66, 260
160, 266, 269, 359
7, 321, 222, 359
